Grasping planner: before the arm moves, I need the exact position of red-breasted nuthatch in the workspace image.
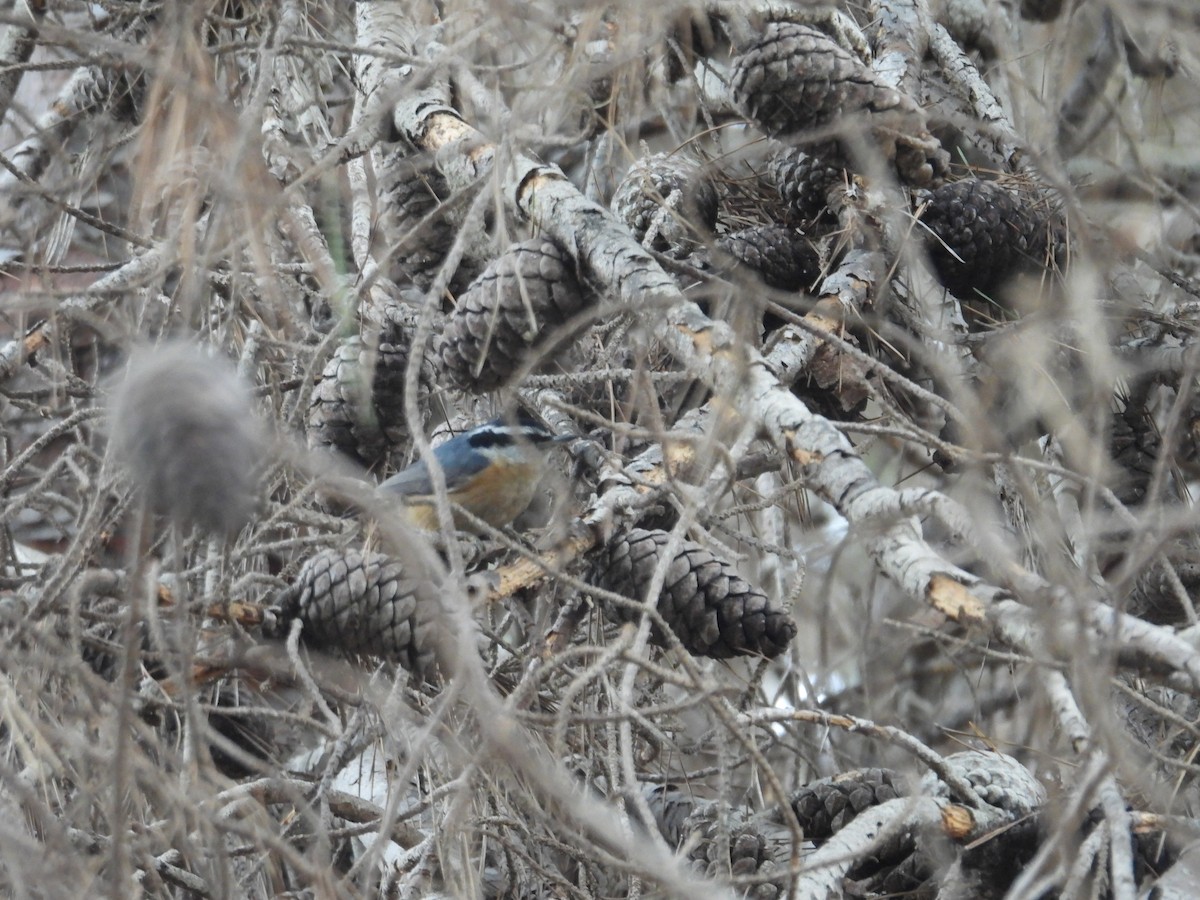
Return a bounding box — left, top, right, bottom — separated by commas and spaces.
379, 414, 571, 531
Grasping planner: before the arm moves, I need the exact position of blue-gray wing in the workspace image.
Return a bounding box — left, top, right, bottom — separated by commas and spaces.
378, 460, 435, 498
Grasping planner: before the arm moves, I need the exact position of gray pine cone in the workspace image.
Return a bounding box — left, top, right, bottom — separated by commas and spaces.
767, 143, 848, 221
920, 750, 1045, 816
307, 338, 383, 465
684, 806, 787, 899
591, 528, 797, 659
789, 768, 904, 841
637, 783, 696, 848
270, 548, 437, 679
610, 152, 718, 259
730, 22, 912, 138
75, 598, 144, 683
716, 224, 820, 291
376, 151, 459, 290
306, 313, 423, 468
437, 238, 588, 392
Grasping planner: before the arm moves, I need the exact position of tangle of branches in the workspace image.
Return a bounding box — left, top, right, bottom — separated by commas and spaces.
1, 1, 1199, 897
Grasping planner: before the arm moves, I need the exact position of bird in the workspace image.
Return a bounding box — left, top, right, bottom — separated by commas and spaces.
378, 413, 571, 532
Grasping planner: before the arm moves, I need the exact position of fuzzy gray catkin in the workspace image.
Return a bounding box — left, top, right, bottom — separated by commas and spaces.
109, 342, 265, 535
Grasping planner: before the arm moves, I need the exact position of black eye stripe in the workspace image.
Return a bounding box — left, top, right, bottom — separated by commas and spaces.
467, 426, 553, 449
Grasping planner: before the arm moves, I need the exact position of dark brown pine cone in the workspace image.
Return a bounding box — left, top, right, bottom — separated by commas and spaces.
1110, 400, 1160, 506
848, 851, 932, 898
436, 238, 588, 392
307, 338, 382, 465
590, 528, 797, 659
1020, 0, 1066, 21
75, 597, 155, 683
767, 143, 848, 221
919, 178, 1050, 315
789, 768, 903, 841
610, 152, 718, 259
306, 311, 424, 469
663, 9, 720, 84
371, 321, 418, 444
1126, 550, 1200, 625
269, 548, 438, 680
716, 224, 821, 291
730, 22, 913, 138
207, 684, 274, 779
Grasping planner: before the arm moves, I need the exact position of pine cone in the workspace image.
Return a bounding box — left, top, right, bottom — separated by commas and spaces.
79, 610, 145, 683
919, 178, 1048, 314
270, 548, 438, 679
590, 528, 797, 659
638, 783, 696, 847
848, 851, 932, 897
306, 314, 423, 468
307, 339, 382, 464
207, 684, 274, 779
767, 143, 848, 221
921, 751, 1045, 816
371, 305, 425, 445
376, 151, 459, 290
1110, 401, 1160, 506
789, 768, 903, 841
684, 807, 787, 899
1020, 0, 1065, 21
730, 22, 913, 138
610, 152, 718, 259
437, 238, 588, 392
663, 9, 720, 84
1119, 681, 1200, 765
716, 224, 820, 291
